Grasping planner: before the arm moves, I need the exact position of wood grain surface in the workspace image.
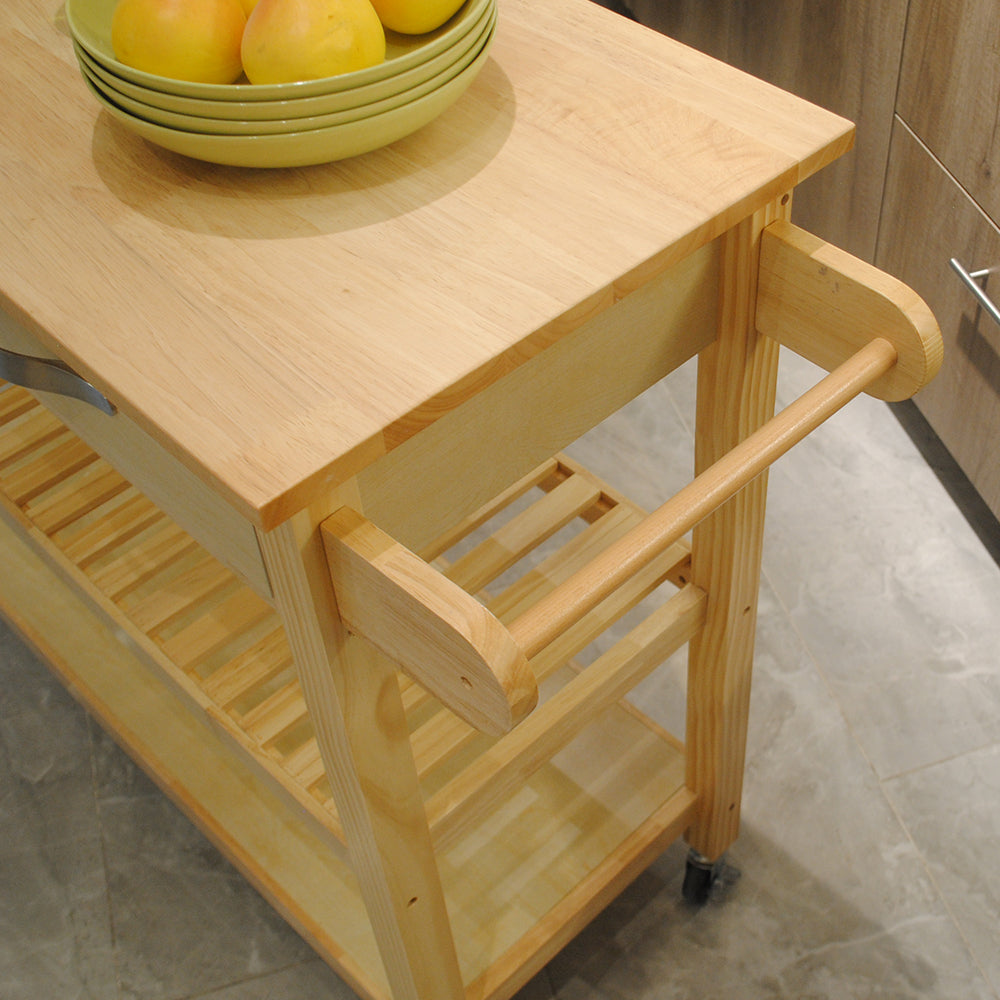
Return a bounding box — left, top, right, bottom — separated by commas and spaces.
896, 0, 1000, 226
618, 0, 907, 262
1, 0, 851, 528
877, 120, 1000, 520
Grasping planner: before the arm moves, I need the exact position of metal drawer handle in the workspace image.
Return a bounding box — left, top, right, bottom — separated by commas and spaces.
0, 347, 116, 415
950, 258, 1000, 329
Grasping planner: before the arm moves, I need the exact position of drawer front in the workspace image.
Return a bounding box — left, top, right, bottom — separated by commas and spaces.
0, 311, 272, 599
877, 118, 1000, 519
356, 238, 720, 552
896, 0, 1000, 225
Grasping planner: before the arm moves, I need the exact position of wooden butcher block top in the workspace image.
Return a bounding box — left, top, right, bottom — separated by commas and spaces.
0, 0, 853, 528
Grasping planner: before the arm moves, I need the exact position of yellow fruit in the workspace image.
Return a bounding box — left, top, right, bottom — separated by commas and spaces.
236, 0, 260, 13
241, 0, 386, 85
111, 0, 246, 84
369, 0, 466, 35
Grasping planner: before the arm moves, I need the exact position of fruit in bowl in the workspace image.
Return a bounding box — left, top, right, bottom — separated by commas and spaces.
111, 0, 247, 84
369, 0, 467, 34
241, 0, 386, 84
106, 0, 467, 90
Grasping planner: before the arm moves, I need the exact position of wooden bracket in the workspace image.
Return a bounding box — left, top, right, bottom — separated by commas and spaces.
322, 506, 538, 737
756, 219, 943, 401
321, 224, 944, 745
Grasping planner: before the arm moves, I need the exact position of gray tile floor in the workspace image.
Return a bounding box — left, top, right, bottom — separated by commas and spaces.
2, 350, 998, 1000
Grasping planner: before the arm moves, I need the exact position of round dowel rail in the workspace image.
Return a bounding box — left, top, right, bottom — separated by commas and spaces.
508, 337, 899, 660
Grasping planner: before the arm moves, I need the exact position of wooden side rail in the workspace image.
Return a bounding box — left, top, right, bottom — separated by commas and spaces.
322, 226, 943, 745
507, 336, 897, 659
322, 338, 893, 740
323, 506, 538, 737
509, 224, 943, 659
756, 219, 943, 401
426, 582, 707, 851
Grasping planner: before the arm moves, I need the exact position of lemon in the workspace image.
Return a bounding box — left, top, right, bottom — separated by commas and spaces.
241, 0, 386, 85
369, 0, 466, 35
111, 0, 247, 84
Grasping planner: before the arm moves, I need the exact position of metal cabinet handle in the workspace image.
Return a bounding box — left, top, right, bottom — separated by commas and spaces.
950, 258, 1000, 329
0, 347, 116, 415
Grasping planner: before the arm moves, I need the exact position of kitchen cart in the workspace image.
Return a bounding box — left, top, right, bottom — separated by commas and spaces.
0, 1, 941, 998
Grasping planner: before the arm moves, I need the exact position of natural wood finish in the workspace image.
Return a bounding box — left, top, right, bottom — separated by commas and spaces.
56, 489, 162, 568
463, 786, 697, 1000
1, 388, 700, 887
1, 3, 894, 996
522, 539, 691, 682
684, 200, 786, 862
418, 459, 560, 562
322, 506, 537, 737
324, 456, 680, 786
489, 504, 648, 622
0, 0, 851, 529
876, 120, 1000, 521
258, 512, 467, 1000
0, 489, 698, 1000
507, 336, 900, 661
355, 241, 721, 554
406, 482, 691, 788
27, 459, 127, 535
0, 384, 347, 845
428, 584, 707, 851
0, 511, 389, 1000
757, 220, 941, 401
0, 390, 704, 998
2, 433, 95, 502
87, 520, 200, 603
0, 312, 273, 597
443, 474, 600, 593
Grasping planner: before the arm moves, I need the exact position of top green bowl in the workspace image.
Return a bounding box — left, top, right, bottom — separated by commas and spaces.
72, 0, 492, 120
77, 6, 494, 135
65, 0, 490, 100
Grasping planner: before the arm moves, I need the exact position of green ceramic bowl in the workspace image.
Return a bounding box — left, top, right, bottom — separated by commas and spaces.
71, 0, 492, 119
81, 22, 494, 166
66, 0, 490, 100
79, 8, 494, 136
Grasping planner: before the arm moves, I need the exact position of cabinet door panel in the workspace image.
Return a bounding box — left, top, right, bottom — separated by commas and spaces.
617, 0, 908, 262
896, 0, 1000, 224
877, 119, 1000, 519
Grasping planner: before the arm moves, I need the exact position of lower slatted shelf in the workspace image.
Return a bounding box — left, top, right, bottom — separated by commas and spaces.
0, 382, 697, 1000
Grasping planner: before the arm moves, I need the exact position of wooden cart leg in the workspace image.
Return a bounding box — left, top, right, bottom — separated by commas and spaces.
683, 197, 789, 898
258, 507, 465, 1000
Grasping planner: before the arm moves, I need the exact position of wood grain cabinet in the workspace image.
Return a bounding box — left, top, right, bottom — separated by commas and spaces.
612, 0, 910, 261
877, 0, 1000, 522
894, 0, 1000, 224
613, 0, 1000, 523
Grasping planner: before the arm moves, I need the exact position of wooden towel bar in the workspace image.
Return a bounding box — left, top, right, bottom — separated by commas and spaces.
322, 222, 943, 737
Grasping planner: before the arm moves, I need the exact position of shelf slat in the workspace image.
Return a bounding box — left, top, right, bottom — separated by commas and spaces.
427, 584, 705, 851
443, 474, 601, 593
0, 383, 696, 1000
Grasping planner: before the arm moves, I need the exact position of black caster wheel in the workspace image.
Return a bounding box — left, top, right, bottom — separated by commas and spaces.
682, 851, 717, 905
681, 850, 740, 904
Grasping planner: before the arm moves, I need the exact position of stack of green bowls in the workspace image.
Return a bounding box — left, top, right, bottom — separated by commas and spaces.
66, 0, 496, 167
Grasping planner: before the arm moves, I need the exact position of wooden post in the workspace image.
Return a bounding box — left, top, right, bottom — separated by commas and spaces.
258, 502, 465, 1000
684, 197, 789, 862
